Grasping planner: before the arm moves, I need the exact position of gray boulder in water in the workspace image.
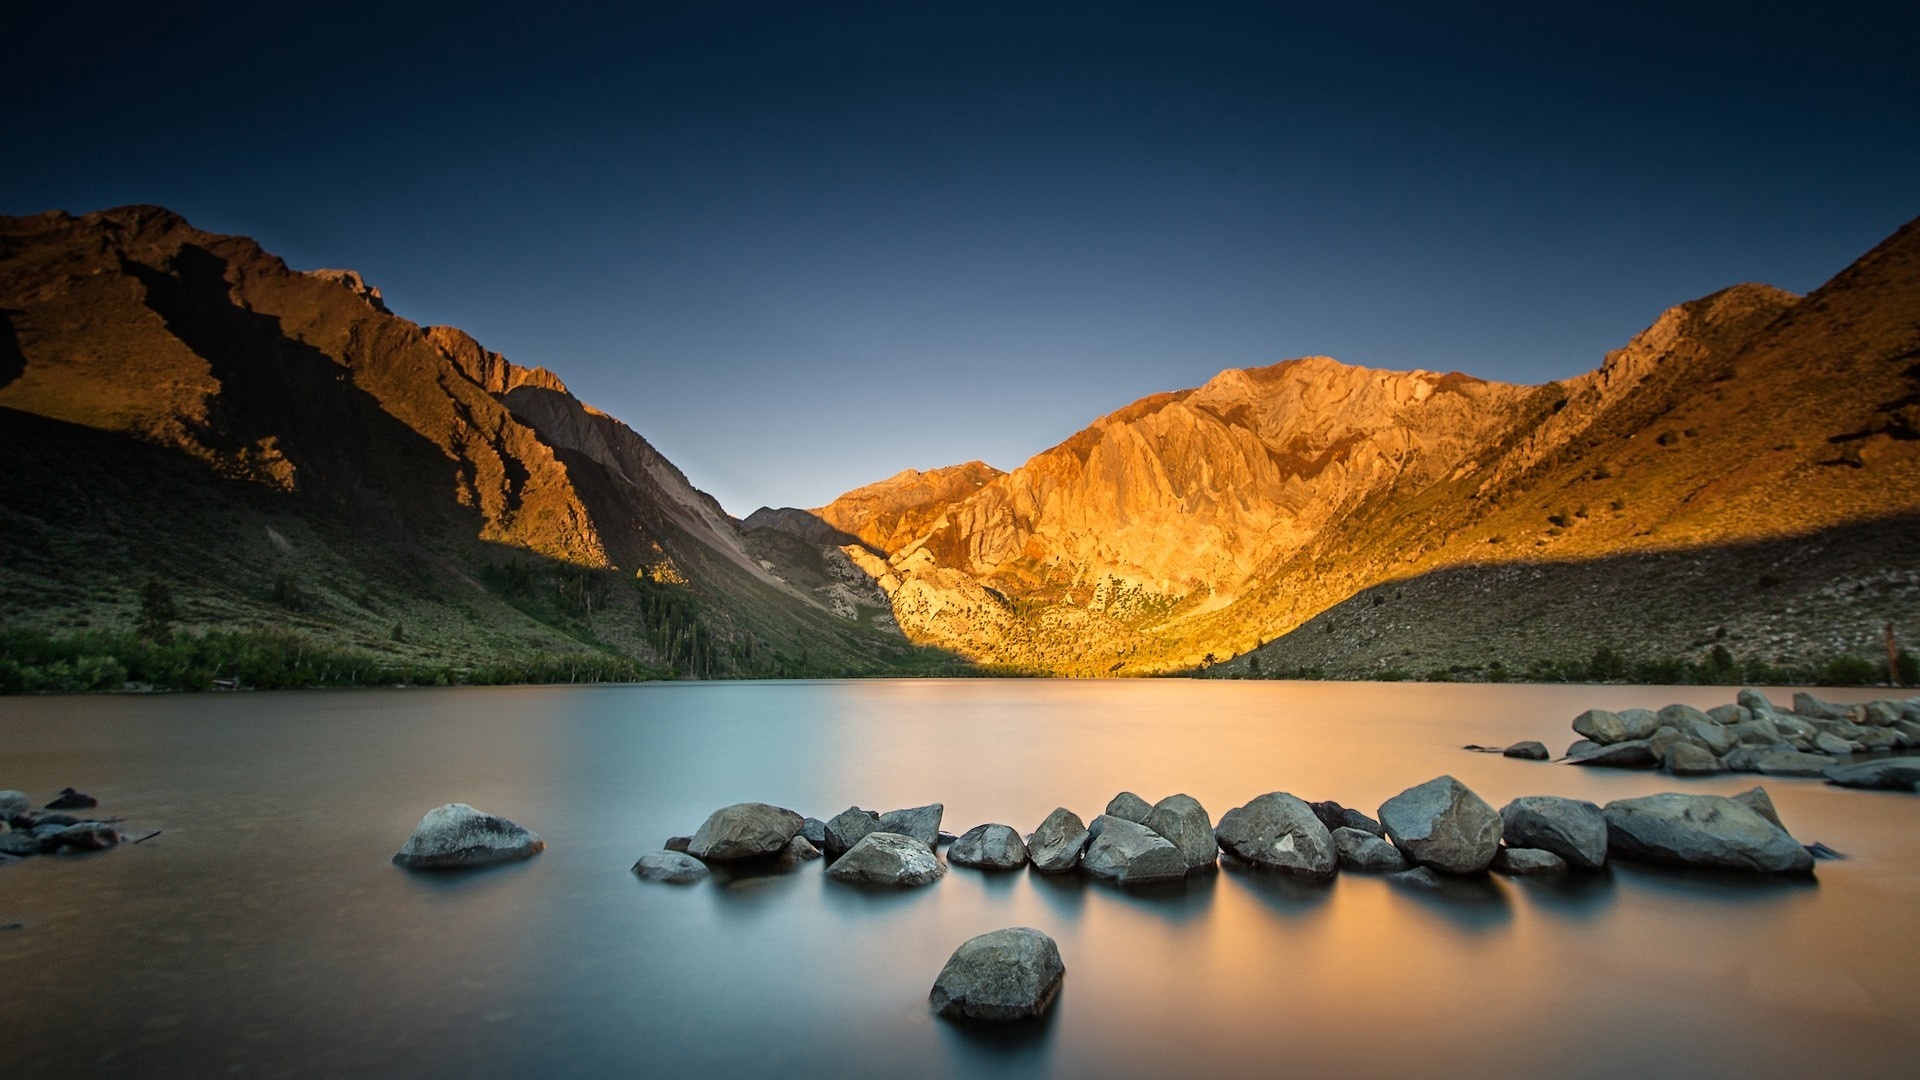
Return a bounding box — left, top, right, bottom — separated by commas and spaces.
1214, 792, 1336, 878
1503, 740, 1550, 761
392, 804, 545, 869
1824, 758, 1920, 790
1498, 796, 1607, 870
688, 802, 804, 862
632, 850, 710, 884
825, 832, 947, 886
823, 806, 883, 858
1573, 708, 1660, 745
1080, 816, 1187, 886
1026, 808, 1091, 874
930, 927, 1065, 1022
1143, 794, 1219, 872
1104, 791, 1154, 823
1666, 741, 1726, 776
1567, 739, 1659, 768
1602, 792, 1814, 875
948, 824, 1029, 870
1333, 826, 1409, 872
1378, 776, 1502, 875
1754, 750, 1837, 777
878, 803, 944, 848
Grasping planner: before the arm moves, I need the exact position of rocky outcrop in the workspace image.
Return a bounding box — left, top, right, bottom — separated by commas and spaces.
929, 927, 1065, 1022
1378, 776, 1501, 875
824, 832, 947, 886
687, 803, 804, 862
1602, 793, 1814, 875
1026, 808, 1091, 873
947, 824, 1029, 870
1498, 796, 1607, 871
1214, 792, 1337, 878
1080, 816, 1188, 886
392, 804, 545, 869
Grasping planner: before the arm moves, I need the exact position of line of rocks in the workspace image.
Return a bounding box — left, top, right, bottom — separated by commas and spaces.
1560, 690, 1920, 790
0, 788, 123, 865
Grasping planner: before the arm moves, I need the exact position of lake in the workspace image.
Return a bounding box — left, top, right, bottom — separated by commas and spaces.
2, 679, 1916, 1079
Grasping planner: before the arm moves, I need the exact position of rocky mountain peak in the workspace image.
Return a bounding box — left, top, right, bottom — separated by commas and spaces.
305, 268, 391, 314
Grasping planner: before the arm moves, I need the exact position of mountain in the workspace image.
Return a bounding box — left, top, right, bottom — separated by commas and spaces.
768, 216, 1920, 678
0, 205, 945, 686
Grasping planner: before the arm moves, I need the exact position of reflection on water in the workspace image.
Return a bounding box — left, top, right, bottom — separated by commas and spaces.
1, 679, 1915, 1079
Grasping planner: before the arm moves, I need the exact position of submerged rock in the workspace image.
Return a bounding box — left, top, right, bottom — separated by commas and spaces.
633, 850, 711, 884
825, 831, 946, 886
1105, 791, 1154, 823
1214, 792, 1336, 878
1143, 794, 1218, 872
392, 804, 545, 869
1026, 808, 1091, 874
1498, 796, 1607, 871
878, 803, 944, 848
1503, 741, 1550, 761
1378, 776, 1502, 875
1333, 826, 1409, 872
930, 927, 1065, 1022
1491, 847, 1567, 875
1389, 866, 1446, 890
688, 802, 804, 862
1602, 793, 1813, 875
1081, 816, 1187, 886
948, 824, 1029, 870
1824, 758, 1920, 790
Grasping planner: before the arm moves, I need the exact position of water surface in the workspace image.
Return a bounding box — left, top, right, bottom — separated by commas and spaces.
2, 680, 1914, 1079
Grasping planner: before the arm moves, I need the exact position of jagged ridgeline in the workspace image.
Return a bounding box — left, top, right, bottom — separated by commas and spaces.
751, 216, 1920, 679
0, 206, 961, 688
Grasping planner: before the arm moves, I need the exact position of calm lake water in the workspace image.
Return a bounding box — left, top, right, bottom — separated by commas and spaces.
2, 680, 1916, 1079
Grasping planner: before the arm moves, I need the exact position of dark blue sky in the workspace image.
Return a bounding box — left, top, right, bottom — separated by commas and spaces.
8, 2, 1917, 513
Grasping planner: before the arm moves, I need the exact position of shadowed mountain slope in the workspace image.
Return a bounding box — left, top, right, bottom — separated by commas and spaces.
0, 206, 938, 680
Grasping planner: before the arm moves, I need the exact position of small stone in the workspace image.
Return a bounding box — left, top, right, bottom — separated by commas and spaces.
1492, 847, 1567, 875
1503, 741, 1550, 761
633, 850, 710, 884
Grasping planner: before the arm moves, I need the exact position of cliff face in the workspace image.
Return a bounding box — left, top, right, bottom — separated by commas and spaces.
798, 216, 1920, 676
0, 206, 914, 676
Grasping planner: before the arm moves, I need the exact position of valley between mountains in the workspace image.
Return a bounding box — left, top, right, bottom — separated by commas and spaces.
3, 206, 1916, 688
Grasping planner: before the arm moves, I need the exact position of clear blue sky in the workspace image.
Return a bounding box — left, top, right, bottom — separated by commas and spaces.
6, 2, 1916, 514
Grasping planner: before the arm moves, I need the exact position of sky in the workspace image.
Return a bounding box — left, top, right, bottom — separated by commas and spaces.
6, 2, 1918, 514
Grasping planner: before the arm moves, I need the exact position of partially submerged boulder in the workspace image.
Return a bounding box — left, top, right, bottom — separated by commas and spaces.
1498, 796, 1607, 871
1143, 794, 1218, 872
393, 804, 545, 869
948, 824, 1029, 870
633, 850, 710, 884
688, 802, 804, 862
930, 927, 1065, 1022
1567, 739, 1658, 768
1081, 816, 1187, 886
878, 803, 944, 848
1026, 807, 1091, 874
1104, 791, 1154, 823
826, 831, 947, 886
1214, 792, 1336, 878
1753, 750, 1837, 778
1602, 792, 1813, 875
823, 806, 883, 858
1824, 758, 1920, 791
1378, 776, 1501, 875
1503, 741, 1550, 761
1333, 826, 1409, 872
1572, 708, 1659, 745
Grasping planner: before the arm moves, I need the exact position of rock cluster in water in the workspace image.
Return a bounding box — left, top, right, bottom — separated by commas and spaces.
0, 788, 124, 865
1558, 690, 1920, 789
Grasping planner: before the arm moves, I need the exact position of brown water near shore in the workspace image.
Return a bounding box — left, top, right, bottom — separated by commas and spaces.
1, 680, 1914, 1079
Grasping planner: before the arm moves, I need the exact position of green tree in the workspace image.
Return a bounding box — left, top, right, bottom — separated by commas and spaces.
137, 580, 177, 642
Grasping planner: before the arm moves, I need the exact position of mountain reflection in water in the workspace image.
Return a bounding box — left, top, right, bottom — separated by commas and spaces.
0, 680, 1912, 1079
